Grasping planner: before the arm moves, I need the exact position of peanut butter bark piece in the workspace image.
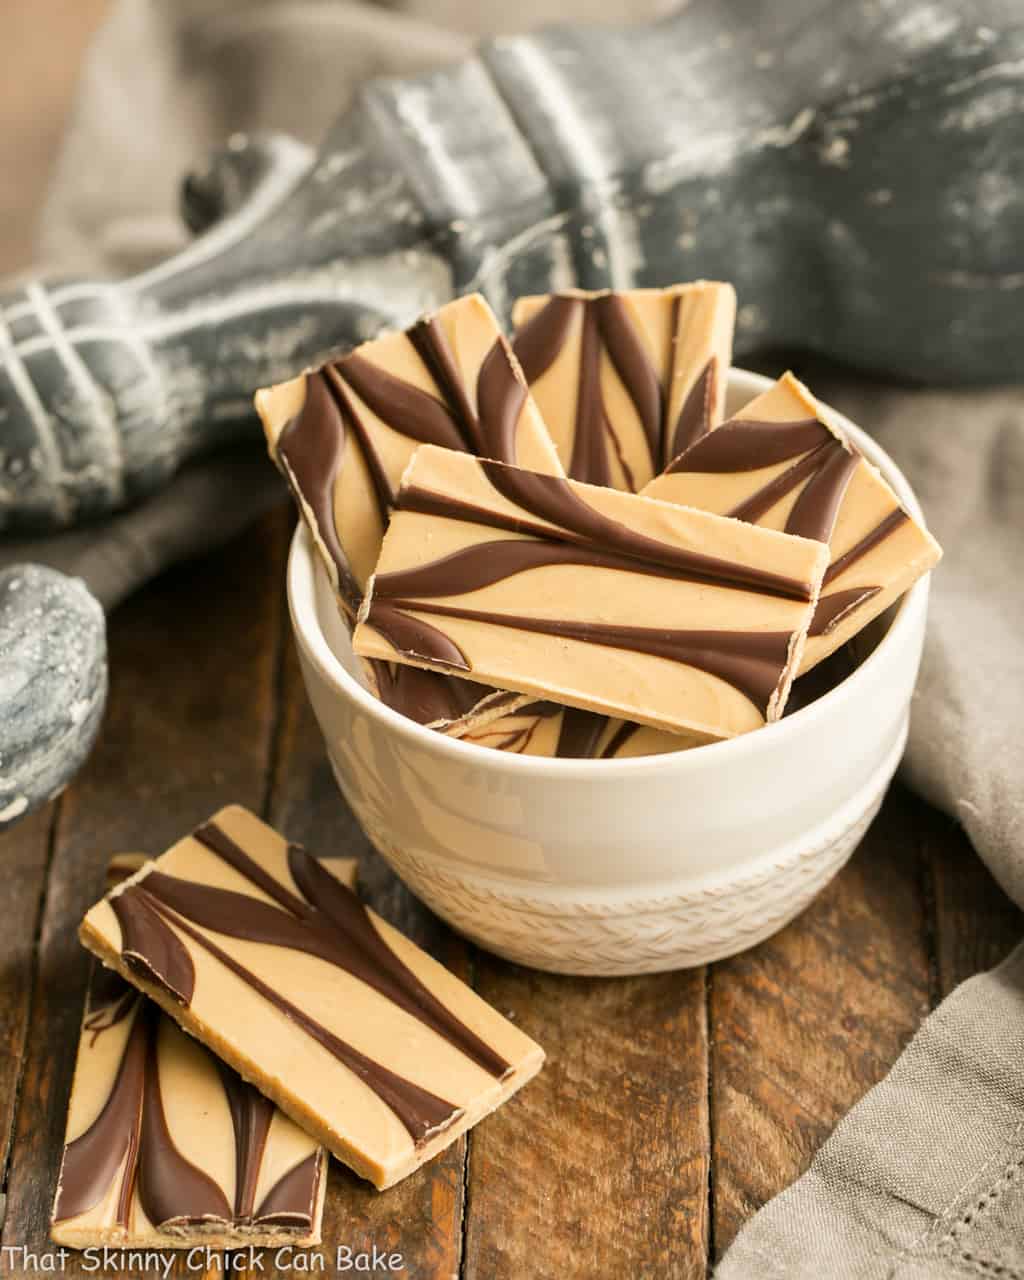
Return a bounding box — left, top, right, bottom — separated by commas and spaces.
256, 292, 551, 733
257, 292, 561, 618
53, 854, 335, 1249
643, 372, 942, 672
79, 806, 544, 1191
511, 281, 735, 491
353, 446, 830, 738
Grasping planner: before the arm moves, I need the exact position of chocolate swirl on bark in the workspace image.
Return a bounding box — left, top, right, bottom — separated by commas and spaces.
513, 292, 721, 486
403, 458, 815, 601
128, 884, 460, 1145
669, 356, 717, 459
369, 599, 792, 714
191, 823, 511, 1078
53, 992, 322, 1232
277, 301, 549, 730
665, 414, 909, 638
137, 1016, 234, 1226
54, 997, 147, 1226
278, 372, 361, 617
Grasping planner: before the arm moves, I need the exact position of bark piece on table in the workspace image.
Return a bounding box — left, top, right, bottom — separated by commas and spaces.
78, 803, 545, 1191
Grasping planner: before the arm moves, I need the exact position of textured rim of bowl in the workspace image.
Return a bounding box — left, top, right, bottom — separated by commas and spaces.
288, 367, 930, 779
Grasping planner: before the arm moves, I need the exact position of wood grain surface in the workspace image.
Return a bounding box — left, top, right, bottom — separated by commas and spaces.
0, 513, 1018, 1279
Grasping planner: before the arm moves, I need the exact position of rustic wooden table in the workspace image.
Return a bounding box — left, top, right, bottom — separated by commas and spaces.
0, 507, 1020, 1279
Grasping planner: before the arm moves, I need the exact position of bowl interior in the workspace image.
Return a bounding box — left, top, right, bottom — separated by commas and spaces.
290, 367, 929, 774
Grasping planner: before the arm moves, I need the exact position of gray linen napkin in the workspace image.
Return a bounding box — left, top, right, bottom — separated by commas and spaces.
717, 942, 1024, 1279
21, 2, 1024, 1275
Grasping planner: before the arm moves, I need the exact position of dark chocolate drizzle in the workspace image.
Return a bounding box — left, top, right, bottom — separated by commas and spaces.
278, 373, 361, 615
366, 601, 471, 670
473, 703, 644, 758
593, 295, 663, 475
216, 1062, 276, 1218
188, 824, 511, 1079
512, 292, 718, 486
254, 1152, 322, 1225
102, 823, 511, 1141
371, 599, 790, 713
809, 585, 882, 637
404, 458, 813, 601
664, 412, 909, 638
512, 295, 577, 384
477, 335, 528, 463
667, 417, 829, 474
137, 1009, 233, 1226
670, 357, 716, 460
570, 301, 610, 485
82, 972, 139, 1046
407, 316, 485, 454
284, 314, 538, 727
727, 440, 835, 525
369, 659, 486, 725
823, 508, 909, 585
323, 365, 395, 521
335, 350, 469, 455
112, 887, 195, 1005
53, 998, 147, 1225
374, 537, 806, 602
784, 441, 859, 543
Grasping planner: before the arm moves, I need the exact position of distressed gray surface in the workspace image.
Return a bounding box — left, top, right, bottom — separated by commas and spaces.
0, 564, 105, 827
2, 0, 1024, 532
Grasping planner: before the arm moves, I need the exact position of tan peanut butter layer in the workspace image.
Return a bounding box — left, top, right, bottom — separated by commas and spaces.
255, 292, 558, 732
53, 854, 334, 1250
352, 446, 830, 738
511, 281, 736, 491
467, 640, 862, 756
643, 372, 943, 672
78, 807, 544, 1192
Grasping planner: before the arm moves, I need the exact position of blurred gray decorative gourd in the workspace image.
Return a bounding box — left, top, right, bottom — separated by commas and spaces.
1, 0, 1022, 824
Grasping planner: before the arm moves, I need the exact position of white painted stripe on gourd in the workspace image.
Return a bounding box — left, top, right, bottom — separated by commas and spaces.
500, 40, 641, 289
26, 282, 125, 505
0, 308, 71, 524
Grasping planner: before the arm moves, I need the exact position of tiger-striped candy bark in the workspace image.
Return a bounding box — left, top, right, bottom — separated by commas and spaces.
79, 807, 544, 1191
256, 292, 557, 731
643, 372, 942, 673
52, 854, 332, 1249
511, 282, 735, 491
353, 446, 830, 739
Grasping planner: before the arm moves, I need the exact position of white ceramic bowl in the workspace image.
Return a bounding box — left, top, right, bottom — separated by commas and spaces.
288, 369, 930, 975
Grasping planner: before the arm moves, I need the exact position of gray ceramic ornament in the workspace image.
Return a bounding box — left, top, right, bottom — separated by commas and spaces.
0, 565, 106, 828
1, 0, 1022, 535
